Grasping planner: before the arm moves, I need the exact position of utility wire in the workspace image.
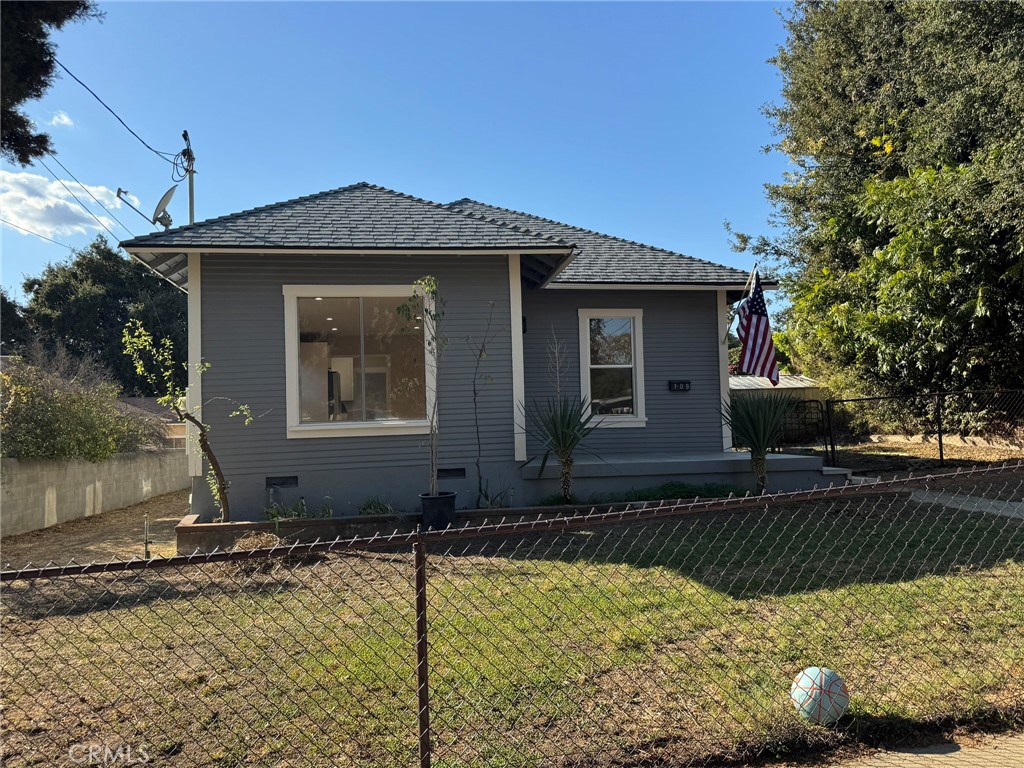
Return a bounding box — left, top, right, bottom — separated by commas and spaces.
36, 157, 119, 240
54, 58, 176, 165
45, 153, 135, 236
0, 218, 77, 251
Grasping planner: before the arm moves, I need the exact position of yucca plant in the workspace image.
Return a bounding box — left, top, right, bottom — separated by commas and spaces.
523, 395, 601, 503
721, 393, 796, 494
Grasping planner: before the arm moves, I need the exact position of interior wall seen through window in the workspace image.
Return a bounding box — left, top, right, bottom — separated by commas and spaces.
297, 296, 426, 423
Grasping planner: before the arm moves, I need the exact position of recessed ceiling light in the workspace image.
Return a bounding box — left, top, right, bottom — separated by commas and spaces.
331, 327, 338, 331
314, 297, 323, 301
413, 325, 421, 330
326, 317, 333, 321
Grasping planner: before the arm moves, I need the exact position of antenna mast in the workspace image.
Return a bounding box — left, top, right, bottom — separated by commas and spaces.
180, 130, 196, 224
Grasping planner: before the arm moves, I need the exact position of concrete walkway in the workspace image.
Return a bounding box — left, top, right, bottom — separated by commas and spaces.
910, 490, 1024, 519
835, 731, 1024, 768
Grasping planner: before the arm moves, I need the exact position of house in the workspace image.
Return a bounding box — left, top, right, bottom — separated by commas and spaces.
118, 397, 188, 449
120, 182, 832, 519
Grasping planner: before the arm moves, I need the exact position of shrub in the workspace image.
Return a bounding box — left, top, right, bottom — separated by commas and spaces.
721, 394, 797, 493
0, 348, 163, 462
358, 496, 396, 516
263, 496, 333, 522
523, 395, 601, 503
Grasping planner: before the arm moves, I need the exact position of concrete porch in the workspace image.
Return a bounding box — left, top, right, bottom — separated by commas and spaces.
520, 450, 849, 501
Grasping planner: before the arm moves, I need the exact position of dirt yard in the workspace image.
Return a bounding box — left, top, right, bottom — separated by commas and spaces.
1, 490, 189, 568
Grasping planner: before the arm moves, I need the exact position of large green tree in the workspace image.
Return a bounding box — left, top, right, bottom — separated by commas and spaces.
755, 0, 1024, 396
1, 288, 33, 353
19, 236, 187, 395
1, 1, 99, 164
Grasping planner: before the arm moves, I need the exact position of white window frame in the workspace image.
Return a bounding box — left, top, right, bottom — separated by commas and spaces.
282, 284, 434, 439
578, 308, 646, 428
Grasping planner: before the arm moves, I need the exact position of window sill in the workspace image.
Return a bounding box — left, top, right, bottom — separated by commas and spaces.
594, 416, 647, 429
287, 420, 432, 439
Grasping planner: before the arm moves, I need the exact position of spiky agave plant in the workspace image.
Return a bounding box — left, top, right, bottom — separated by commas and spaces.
523, 395, 601, 503
721, 393, 796, 494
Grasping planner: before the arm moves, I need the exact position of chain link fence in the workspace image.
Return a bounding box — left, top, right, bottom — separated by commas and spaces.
3, 463, 1023, 767
824, 389, 1024, 474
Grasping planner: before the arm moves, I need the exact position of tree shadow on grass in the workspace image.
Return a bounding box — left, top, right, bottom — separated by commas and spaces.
0, 557, 329, 621
443, 484, 1024, 599
667, 706, 1024, 768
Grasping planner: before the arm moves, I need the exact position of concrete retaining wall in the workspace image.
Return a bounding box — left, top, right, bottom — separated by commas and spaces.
1, 451, 190, 538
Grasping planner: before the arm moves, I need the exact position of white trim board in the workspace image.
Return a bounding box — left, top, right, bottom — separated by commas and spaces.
717, 290, 733, 451
548, 282, 771, 292
509, 255, 528, 461
127, 246, 573, 257
186, 253, 203, 476
578, 308, 647, 429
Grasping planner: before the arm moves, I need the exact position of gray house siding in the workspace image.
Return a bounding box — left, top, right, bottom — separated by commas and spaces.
521, 288, 725, 458
197, 253, 515, 519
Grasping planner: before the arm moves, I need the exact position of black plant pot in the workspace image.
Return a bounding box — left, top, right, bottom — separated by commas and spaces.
420, 491, 457, 530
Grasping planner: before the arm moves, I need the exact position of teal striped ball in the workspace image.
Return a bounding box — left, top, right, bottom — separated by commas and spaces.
790, 667, 849, 725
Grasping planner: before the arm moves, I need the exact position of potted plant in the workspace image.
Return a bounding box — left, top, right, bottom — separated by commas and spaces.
400, 277, 455, 529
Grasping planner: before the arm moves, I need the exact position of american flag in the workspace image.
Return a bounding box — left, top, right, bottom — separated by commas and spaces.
736, 270, 779, 385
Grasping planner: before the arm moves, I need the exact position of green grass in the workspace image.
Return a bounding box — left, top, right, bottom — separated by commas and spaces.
2, 495, 1022, 767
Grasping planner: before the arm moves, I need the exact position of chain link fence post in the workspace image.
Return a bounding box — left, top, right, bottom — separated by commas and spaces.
413, 530, 432, 768
825, 398, 837, 465
936, 392, 946, 466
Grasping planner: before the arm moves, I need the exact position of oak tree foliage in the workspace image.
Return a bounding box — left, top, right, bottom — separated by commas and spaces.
10, 236, 187, 395
0, 1, 100, 164
749, 0, 1024, 396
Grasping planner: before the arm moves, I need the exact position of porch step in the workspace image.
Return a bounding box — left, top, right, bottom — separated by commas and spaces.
847, 474, 882, 485
820, 466, 881, 487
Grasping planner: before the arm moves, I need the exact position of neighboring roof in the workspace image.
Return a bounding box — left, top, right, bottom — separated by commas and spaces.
118, 397, 179, 423
120, 183, 575, 290
446, 198, 755, 288
729, 374, 820, 391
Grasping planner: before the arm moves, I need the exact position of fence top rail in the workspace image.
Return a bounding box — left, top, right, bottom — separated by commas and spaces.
2, 460, 1021, 583
827, 389, 1024, 406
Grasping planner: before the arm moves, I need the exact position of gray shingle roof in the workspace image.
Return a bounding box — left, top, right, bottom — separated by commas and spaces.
445, 198, 753, 286
120, 181, 758, 292
120, 182, 573, 252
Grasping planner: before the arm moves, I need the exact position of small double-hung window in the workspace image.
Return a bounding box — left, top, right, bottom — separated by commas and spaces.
578, 309, 646, 427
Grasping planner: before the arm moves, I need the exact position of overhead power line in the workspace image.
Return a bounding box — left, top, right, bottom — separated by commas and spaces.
54, 58, 176, 165
0, 218, 77, 251
36, 156, 119, 240
45, 153, 135, 236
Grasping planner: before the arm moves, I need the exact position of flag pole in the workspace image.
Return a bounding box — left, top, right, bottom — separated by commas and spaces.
721, 262, 758, 344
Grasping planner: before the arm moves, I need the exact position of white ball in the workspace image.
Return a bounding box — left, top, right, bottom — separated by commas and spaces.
790, 666, 850, 725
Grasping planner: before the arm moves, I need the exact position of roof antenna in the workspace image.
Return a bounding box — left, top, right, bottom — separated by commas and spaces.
180, 130, 195, 225
117, 186, 177, 230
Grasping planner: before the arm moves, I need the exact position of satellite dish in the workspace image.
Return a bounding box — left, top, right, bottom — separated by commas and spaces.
152, 185, 177, 230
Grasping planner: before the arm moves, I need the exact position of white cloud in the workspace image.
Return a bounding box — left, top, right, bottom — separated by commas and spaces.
49, 111, 75, 128
0, 170, 139, 239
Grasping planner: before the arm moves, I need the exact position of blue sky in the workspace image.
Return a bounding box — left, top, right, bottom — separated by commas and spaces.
1, 1, 790, 302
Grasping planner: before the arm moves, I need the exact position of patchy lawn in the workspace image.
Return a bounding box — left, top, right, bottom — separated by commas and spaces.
1, 490, 188, 568
806, 438, 1022, 477
2, 484, 1022, 767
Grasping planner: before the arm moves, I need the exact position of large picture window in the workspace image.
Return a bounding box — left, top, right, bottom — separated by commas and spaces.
578, 309, 646, 427
283, 286, 432, 438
